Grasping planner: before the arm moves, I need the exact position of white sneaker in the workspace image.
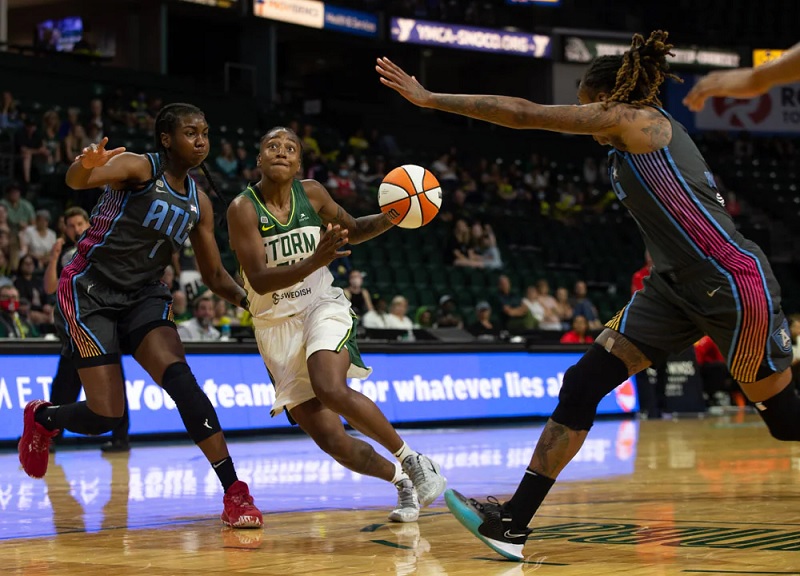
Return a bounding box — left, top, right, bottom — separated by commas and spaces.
389, 478, 420, 523
402, 453, 447, 507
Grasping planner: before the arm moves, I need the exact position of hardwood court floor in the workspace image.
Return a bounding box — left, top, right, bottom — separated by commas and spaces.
2, 415, 799, 575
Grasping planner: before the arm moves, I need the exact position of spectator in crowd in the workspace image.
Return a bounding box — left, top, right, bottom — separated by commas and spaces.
171, 290, 191, 323
13, 254, 51, 324
522, 285, 544, 328
160, 265, 180, 294
214, 295, 237, 326
1, 182, 35, 235
343, 269, 374, 317
496, 274, 533, 332
479, 224, 503, 269
431, 152, 459, 191
414, 306, 434, 329
446, 218, 473, 266
468, 300, 499, 338
17, 118, 50, 184
0, 246, 11, 282
236, 144, 258, 181
41, 110, 62, 172
177, 293, 221, 342
436, 295, 463, 328
85, 121, 103, 145
384, 295, 414, 330
535, 279, 562, 331
582, 157, 599, 186
631, 250, 653, 294
348, 128, 370, 152
554, 286, 574, 330
86, 97, 107, 136
20, 209, 57, 267
571, 280, 603, 330
302, 123, 321, 156
58, 107, 80, 139
1, 91, 23, 131
327, 163, 358, 204
0, 284, 38, 337
362, 294, 389, 329
559, 315, 594, 344
62, 124, 90, 162
215, 140, 239, 179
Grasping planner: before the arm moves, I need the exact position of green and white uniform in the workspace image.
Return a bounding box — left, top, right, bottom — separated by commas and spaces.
237, 181, 370, 416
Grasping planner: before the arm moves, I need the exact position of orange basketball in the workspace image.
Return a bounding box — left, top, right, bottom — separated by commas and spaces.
378, 164, 442, 229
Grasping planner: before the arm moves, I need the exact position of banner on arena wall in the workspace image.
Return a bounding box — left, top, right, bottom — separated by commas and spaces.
253, 0, 325, 28
753, 49, 786, 67
562, 36, 740, 69
0, 351, 637, 441
323, 4, 378, 37
694, 82, 800, 133
390, 17, 552, 58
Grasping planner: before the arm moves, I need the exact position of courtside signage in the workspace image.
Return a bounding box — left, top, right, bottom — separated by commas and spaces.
694, 81, 800, 133
0, 351, 636, 440
390, 17, 551, 58
323, 4, 378, 37
563, 36, 740, 68
253, 0, 325, 28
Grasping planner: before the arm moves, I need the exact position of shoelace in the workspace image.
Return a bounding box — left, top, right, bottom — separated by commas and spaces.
408, 455, 432, 484
30, 432, 50, 453
396, 484, 417, 509
229, 491, 255, 507
468, 495, 504, 517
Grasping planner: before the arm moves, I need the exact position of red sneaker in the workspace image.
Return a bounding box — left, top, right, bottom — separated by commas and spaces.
18, 400, 60, 478
221, 481, 263, 529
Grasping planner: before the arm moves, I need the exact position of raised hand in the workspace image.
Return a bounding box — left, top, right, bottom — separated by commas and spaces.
376, 57, 433, 108
49, 237, 65, 263
683, 69, 763, 112
78, 137, 126, 169
313, 224, 351, 267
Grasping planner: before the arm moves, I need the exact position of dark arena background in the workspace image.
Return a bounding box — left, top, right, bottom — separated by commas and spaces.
1, 0, 799, 574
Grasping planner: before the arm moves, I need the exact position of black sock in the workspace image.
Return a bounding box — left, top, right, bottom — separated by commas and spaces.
35, 402, 89, 432
504, 468, 555, 530
212, 457, 238, 492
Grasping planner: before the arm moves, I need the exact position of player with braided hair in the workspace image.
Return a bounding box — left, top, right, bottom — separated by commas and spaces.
378, 30, 796, 561
18, 102, 263, 529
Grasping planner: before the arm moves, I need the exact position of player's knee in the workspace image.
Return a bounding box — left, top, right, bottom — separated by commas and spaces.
313, 383, 353, 414
82, 409, 123, 435
756, 386, 800, 442
551, 344, 629, 432
161, 362, 221, 443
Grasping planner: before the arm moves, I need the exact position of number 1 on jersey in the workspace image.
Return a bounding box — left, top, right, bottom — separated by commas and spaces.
148, 239, 165, 259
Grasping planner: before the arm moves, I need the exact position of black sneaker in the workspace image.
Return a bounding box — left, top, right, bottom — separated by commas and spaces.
444, 489, 531, 561
100, 439, 130, 453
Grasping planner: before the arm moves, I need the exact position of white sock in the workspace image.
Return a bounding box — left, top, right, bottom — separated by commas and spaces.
393, 441, 418, 464
391, 462, 410, 484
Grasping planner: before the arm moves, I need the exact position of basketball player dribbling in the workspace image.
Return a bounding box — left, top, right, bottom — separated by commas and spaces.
684, 41, 800, 110
18, 103, 263, 529
378, 31, 797, 560
227, 127, 447, 522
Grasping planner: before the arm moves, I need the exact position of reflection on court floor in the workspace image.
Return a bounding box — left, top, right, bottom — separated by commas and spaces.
0, 420, 637, 540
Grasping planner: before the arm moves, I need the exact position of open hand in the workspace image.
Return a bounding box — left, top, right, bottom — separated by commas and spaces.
683, 69, 763, 112
314, 224, 351, 267
49, 237, 64, 262
376, 57, 433, 108
79, 137, 126, 169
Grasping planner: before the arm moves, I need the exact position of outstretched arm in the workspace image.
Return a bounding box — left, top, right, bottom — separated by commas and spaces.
684, 43, 800, 111
303, 179, 394, 245
190, 191, 248, 309
65, 137, 150, 190
376, 57, 629, 138
227, 196, 350, 295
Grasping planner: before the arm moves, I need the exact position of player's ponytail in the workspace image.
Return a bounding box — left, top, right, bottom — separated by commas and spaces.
582, 30, 682, 107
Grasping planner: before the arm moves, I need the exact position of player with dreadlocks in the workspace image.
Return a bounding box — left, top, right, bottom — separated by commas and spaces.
378, 30, 796, 561
18, 103, 263, 529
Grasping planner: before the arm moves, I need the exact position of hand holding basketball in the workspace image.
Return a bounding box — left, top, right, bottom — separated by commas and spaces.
313, 224, 351, 267
79, 137, 126, 169
376, 57, 432, 108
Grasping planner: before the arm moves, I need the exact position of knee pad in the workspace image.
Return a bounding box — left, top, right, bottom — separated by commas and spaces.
161, 362, 221, 443
551, 344, 630, 431
71, 405, 123, 436
755, 385, 800, 441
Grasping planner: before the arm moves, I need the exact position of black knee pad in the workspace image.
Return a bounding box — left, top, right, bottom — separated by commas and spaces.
551, 344, 630, 431
73, 405, 123, 436
161, 362, 221, 443
755, 385, 800, 441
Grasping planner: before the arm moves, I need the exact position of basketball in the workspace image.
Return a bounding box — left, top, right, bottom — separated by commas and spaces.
378, 164, 442, 229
